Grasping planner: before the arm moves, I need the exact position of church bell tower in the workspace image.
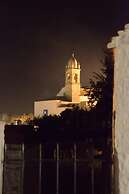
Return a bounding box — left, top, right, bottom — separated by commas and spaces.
65, 53, 81, 102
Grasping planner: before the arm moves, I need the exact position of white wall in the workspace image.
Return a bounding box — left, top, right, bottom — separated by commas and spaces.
108, 24, 129, 194
34, 100, 66, 117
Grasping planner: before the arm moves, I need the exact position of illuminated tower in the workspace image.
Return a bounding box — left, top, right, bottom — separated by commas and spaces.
65, 53, 81, 102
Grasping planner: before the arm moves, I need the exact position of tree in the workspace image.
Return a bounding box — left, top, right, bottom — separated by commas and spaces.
90, 49, 114, 134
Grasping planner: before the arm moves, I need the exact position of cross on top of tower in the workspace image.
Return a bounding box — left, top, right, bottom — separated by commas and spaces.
72, 52, 75, 58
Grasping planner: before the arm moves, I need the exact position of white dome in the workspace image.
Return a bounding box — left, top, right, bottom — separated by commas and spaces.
67, 53, 78, 68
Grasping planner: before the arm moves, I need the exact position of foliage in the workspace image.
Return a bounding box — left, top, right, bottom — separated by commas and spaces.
89, 49, 114, 132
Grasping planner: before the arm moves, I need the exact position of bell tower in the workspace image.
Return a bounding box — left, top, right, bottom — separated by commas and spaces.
65, 53, 81, 102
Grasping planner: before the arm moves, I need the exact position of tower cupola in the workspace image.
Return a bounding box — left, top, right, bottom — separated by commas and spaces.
67, 53, 79, 69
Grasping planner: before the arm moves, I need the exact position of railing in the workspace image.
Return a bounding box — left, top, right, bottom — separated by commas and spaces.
3, 142, 112, 194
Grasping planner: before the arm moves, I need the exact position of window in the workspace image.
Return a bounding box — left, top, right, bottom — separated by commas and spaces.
74, 73, 78, 83
43, 109, 48, 116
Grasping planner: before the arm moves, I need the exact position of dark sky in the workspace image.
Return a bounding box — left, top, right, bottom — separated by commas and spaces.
0, 0, 128, 114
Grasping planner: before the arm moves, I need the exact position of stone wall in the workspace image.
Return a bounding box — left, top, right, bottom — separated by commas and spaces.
108, 24, 129, 194
3, 144, 24, 194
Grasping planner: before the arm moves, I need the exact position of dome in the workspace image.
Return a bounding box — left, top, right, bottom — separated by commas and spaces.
67, 53, 78, 68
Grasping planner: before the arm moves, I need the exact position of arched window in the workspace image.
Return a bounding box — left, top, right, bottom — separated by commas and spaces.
67, 73, 70, 82
74, 73, 78, 83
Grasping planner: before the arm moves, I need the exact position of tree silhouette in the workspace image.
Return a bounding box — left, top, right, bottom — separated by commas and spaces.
90, 49, 114, 135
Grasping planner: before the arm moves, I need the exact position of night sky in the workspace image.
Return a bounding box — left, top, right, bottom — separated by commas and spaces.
0, 0, 129, 114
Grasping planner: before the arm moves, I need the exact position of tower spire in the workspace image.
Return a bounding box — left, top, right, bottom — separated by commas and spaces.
72, 52, 75, 58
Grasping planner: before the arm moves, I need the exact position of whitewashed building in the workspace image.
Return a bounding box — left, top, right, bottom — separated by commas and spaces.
34, 54, 94, 117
